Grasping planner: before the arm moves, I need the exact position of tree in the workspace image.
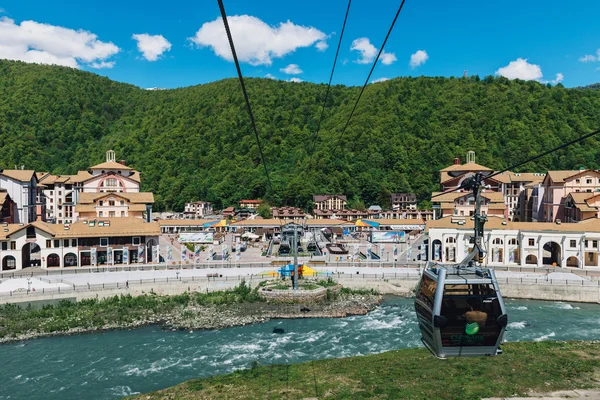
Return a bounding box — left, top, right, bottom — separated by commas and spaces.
257, 203, 272, 219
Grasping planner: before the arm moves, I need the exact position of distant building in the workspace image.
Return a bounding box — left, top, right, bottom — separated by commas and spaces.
74, 192, 154, 221
313, 209, 367, 221
239, 200, 263, 210
222, 207, 235, 218
313, 195, 347, 211
0, 192, 16, 224
271, 207, 306, 220
541, 169, 600, 222
184, 201, 213, 218
0, 169, 41, 224
391, 193, 417, 211
83, 150, 141, 194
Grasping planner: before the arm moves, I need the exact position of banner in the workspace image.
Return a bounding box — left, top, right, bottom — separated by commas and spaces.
393, 244, 398, 257
493, 248, 500, 262
508, 247, 515, 263
138, 245, 145, 263
182, 246, 187, 262
194, 244, 201, 263
236, 243, 241, 261
123, 247, 129, 264
449, 247, 455, 262
407, 248, 412, 261
167, 245, 173, 262
367, 244, 372, 260
434, 243, 441, 261
370, 231, 406, 243
177, 232, 214, 243
91, 248, 97, 266
222, 244, 228, 260
152, 245, 159, 264
107, 247, 113, 265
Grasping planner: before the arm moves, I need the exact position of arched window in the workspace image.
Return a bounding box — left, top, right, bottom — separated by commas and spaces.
2, 255, 16, 270
492, 238, 503, 245
508, 238, 518, 245
445, 237, 456, 243
47, 253, 60, 267
64, 253, 78, 267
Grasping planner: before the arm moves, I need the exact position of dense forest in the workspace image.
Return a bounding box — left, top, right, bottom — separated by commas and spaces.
1, 60, 600, 211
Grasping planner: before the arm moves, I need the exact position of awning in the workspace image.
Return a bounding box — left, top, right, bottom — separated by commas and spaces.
355, 219, 380, 227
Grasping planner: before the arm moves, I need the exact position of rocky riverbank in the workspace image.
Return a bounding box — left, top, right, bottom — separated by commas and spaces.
0, 292, 382, 344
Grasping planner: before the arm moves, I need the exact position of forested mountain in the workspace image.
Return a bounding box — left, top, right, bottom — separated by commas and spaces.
2, 59, 600, 211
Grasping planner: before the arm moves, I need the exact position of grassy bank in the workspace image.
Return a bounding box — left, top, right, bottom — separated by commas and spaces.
131, 341, 600, 400
0, 281, 379, 342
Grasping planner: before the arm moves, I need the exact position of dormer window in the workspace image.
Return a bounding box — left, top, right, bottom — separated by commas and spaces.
99, 200, 104, 206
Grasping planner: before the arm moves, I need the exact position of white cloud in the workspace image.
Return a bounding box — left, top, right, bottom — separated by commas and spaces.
551, 73, 564, 84
289, 77, 302, 83
132, 33, 171, 61
316, 41, 328, 51
189, 15, 326, 66
0, 17, 119, 68
380, 52, 397, 65
409, 50, 428, 68
371, 77, 389, 83
265, 73, 276, 80
280, 63, 302, 74
579, 54, 597, 62
89, 61, 115, 69
350, 38, 376, 64
495, 58, 542, 80
350, 37, 395, 65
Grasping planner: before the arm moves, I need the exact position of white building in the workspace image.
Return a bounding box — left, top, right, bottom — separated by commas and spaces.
427, 216, 600, 269
184, 201, 213, 218
0, 169, 41, 224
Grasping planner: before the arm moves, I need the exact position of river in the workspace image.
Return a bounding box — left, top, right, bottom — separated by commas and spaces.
1, 297, 599, 399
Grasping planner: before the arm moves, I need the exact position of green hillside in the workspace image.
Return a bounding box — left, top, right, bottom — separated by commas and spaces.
2, 60, 600, 211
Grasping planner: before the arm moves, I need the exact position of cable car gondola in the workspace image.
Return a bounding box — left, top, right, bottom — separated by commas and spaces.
415, 172, 508, 358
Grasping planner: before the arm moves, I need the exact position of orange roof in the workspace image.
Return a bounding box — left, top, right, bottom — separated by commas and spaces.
440, 162, 492, 172
89, 161, 134, 170
1, 170, 36, 183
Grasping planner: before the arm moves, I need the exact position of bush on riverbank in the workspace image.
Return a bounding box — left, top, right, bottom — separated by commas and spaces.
131, 341, 600, 400
0, 281, 264, 340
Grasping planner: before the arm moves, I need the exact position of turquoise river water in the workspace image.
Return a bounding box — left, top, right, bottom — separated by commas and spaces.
1, 297, 599, 399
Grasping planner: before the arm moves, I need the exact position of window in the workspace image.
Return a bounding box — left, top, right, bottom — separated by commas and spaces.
1, 242, 6, 251
10, 241, 16, 250
120, 200, 124, 205
46, 240, 51, 248
132, 237, 141, 245
105, 178, 118, 187
109, 200, 115, 206
587, 179, 592, 184
585, 240, 589, 247
576, 179, 580, 184
99, 200, 104, 206
594, 240, 598, 248
99, 211, 103, 217
71, 239, 77, 247
571, 240, 577, 248
100, 237, 109, 247
121, 211, 125, 217
63, 239, 69, 247
492, 238, 503, 245
109, 211, 115, 217
54, 239, 60, 248
528, 238, 535, 246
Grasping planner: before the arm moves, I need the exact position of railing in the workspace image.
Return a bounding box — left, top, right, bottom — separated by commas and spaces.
1, 272, 599, 300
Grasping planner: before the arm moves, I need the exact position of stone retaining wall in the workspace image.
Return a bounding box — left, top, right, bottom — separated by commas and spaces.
258, 285, 342, 302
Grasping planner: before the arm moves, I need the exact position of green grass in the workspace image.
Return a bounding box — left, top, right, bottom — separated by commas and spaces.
0, 281, 263, 340
131, 341, 600, 400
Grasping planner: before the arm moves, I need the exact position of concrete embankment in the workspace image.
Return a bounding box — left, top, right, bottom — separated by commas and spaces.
1, 277, 599, 306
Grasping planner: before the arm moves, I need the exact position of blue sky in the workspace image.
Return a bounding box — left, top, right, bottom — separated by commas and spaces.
1, 0, 600, 89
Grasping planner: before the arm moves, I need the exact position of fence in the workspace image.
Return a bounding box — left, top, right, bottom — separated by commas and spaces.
1, 272, 599, 300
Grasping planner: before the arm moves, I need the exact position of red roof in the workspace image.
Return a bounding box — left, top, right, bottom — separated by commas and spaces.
240, 200, 263, 203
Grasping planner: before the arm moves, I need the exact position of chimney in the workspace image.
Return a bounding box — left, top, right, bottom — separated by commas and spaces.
119, 160, 127, 166
453, 157, 461, 165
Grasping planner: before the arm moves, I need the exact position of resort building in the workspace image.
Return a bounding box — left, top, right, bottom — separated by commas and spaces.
313, 195, 347, 211
0, 169, 42, 224
391, 193, 418, 211
184, 201, 213, 218
74, 192, 154, 221
239, 200, 263, 210
541, 169, 600, 222
313, 209, 368, 220
0, 192, 16, 224
271, 207, 306, 220
0, 218, 160, 271
82, 150, 141, 194
431, 191, 507, 219
427, 216, 600, 268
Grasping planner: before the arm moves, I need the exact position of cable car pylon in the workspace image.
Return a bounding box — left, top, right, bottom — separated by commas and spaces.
414, 172, 508, 358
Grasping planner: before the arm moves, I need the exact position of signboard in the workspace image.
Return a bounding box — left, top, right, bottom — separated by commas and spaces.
434, 243, 441, 261
390, 225, 424, 231
91, 248, 97, 266
182, 247, 187, 262
367, 244, 372, 260
107, 247, 113, 265
178, 233, 214, 243
152, 246, 159, 263
167, 246, 173, 262
370, 231, 406, 243
222, 244, 228, 260
194, 244, 201, 263
123, 247, 129, 264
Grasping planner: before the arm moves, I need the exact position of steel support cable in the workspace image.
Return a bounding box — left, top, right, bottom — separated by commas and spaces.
217, 0, 274, 194
427, 127, 600, 202
308, 0, 353, 164
330, 0, 408, 155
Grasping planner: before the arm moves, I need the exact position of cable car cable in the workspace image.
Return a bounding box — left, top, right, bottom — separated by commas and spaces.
217, 0, 274, 195
330, 0, 408, 155
308, 0, 353, 164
